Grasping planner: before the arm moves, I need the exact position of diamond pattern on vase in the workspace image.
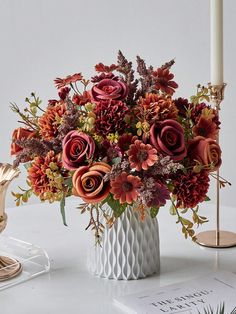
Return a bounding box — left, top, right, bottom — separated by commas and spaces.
91, 206, 160, 280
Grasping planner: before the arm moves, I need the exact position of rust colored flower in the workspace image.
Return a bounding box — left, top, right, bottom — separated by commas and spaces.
95, 63, 118, 73
117, 133, 138, 153
54, 73, 83, 89
28, 151, 68, 202
152, 68, 178, 95
91, 78, 128, 101
11, 127, 36, 156
136, 93, 178, 123
188, 136, 222, 172
72, 91, 91, 106
128, 140, 158, 171
172, 170, 210, 208
150, 119, 187, 162
72, 162, 111, 204
110, 172, 141, 204
191, 102, 220, 127
94, 100, 128, 136
193, 116, 218, 140
38, 102, 67, 140
62, 130, 95, 170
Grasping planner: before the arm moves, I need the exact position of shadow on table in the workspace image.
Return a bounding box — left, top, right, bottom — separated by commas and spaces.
160, 255, 213, 275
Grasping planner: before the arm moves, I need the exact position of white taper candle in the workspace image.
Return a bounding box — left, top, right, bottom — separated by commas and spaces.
210, 0, 224, 85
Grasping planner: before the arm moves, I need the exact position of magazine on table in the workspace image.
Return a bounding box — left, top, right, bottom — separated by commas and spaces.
114, 271, 236, 314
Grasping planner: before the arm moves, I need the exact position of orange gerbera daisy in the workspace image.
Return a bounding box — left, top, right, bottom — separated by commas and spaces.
110, 172, 141, 204
54, 73, 83, 89
128, 140, 158, 171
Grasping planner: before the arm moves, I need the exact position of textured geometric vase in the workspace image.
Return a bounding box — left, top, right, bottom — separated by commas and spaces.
91, 205, 160, 280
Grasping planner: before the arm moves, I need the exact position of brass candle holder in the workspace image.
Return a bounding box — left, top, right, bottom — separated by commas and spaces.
196, 83, 236, 248
0, 163, 22, 281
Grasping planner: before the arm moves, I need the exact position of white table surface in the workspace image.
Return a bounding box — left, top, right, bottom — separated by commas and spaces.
1, 199, 236, 314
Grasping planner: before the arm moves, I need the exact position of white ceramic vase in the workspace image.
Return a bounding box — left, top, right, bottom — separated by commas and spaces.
91, 205, 160, 280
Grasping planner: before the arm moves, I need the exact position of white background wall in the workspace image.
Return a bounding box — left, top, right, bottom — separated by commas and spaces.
0, 0, 235, 208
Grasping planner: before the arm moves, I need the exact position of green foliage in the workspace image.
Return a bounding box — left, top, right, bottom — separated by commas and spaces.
192, 206, 208, 227
105, 194, 126, 218
169, 204, 177, 215
170, 198, 208, 241
60, 196, 67, 226
190, 84, 210, 105
12, 187, 33, 206
150, 207, 159, 218
199, 303, 226, 314
10, 92, 44, 131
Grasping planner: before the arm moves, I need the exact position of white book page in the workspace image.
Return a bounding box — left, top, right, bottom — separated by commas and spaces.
114, 271, 236, 314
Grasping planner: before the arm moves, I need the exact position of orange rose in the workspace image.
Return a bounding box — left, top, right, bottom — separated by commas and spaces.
11, 127, 36, 156
188, 136, 222, 172
72, 162, 111, 204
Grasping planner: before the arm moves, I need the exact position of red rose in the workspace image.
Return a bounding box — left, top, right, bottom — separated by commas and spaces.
11, 127, 36, 156
72, 162, 111, 204
91, 78, 128, 101
150, 119, 187, 162
188, 136, 222, 172
62, 130, 95, 170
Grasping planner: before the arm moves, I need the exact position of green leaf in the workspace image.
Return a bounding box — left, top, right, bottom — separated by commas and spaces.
112, 157, 121, 165
169, 204, 177, 215
105, 194, 126, 218
24, 162, 32, 170
60, 197, 67, 226
181, 207, 188, 214
181, 217, 193, 228
205, 196, 211, 201
150, 207, 159, 218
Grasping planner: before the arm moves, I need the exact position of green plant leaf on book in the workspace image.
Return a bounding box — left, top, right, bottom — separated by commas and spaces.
199, 303, 234, 314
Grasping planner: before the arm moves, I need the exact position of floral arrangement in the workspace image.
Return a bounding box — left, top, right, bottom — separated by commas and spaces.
10, 51, 228, 242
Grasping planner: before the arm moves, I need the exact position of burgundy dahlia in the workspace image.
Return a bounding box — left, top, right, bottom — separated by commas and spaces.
172, 170, 210, 209
174, 98, 191, 117
94, 100, 129, 136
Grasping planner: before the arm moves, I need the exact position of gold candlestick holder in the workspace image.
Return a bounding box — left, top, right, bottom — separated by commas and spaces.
196, 83, 236, 248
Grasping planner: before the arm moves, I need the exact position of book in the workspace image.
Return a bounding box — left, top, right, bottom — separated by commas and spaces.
113, 271, 236, 314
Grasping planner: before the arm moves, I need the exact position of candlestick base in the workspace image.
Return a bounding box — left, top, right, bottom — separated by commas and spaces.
196, 230, 236, 248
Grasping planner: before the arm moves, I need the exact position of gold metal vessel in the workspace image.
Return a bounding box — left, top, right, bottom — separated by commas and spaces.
0, 163, 22, 281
